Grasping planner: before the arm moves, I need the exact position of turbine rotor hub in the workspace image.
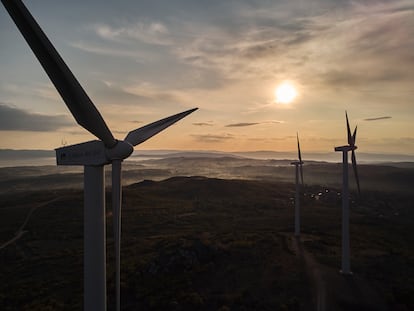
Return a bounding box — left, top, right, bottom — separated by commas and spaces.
106, 140, 134, 161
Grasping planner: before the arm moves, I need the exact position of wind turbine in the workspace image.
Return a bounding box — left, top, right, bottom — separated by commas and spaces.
291, 133, 304, 237
334, 111, 360, 275
1, 0, 197, 310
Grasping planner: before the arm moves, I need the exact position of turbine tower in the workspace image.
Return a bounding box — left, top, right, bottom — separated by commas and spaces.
334, 111, 360, 275
291, 133, 304, 237
1, 1, 197, 310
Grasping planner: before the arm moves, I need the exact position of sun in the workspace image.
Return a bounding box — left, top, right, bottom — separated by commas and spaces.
275, 83, 297, 104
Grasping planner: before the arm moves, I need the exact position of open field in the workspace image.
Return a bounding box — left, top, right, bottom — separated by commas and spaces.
0, 158, 413, 310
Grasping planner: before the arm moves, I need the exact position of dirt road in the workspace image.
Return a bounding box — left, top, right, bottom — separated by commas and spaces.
290, 235, 387, 311
291, 236, 327, 311
0, 197, 61, 250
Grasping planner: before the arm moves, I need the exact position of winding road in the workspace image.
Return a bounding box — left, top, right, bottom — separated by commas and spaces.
0, 197, 61, 250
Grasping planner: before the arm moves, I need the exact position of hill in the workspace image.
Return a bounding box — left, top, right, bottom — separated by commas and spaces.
0, 174, 413, 310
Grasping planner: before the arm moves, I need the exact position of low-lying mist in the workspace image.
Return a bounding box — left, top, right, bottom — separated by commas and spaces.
0, 156, 413, 195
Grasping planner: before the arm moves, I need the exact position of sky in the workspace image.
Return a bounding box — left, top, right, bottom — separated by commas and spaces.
0, 0, 413, 154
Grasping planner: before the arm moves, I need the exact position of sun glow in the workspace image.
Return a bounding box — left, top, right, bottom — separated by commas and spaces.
275, 83, 297, 104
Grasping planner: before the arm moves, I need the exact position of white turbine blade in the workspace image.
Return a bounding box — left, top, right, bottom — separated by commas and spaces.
346, 111, 352, 146
351, 150, 361, 195
352, 126, 357, 145
1, 0, 116, 148
112, 160, 122, 311
297, 133, 302, 163
125, 108, 198, 146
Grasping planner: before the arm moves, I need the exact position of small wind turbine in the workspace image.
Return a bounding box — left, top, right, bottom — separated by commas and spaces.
291, 133, 304, 237
2, 1, 197, 310
334, 111, 360, 275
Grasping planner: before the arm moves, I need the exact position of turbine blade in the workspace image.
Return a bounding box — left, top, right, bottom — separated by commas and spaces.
346, 111, 352, 146
125, 108, 198, 146
351, 150, 361, 195
300, 163, 304, 186
1, 0, 116, 147
112, 160, 122, 311
297, 133, 304, 186
352, 126, 357, 145
297, 133, 302, 163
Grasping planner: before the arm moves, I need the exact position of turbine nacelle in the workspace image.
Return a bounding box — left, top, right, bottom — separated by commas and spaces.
56, 140, 108, 166
56, 140, 134, 166
334, 145, 357, 152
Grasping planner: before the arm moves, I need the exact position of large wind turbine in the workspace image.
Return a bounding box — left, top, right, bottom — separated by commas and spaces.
1, 1, 197, 310
291, 133, 304, 237
334, 112, 360, 275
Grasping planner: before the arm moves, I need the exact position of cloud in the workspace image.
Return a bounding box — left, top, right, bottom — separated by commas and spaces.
313, 2, 414, 88
226, 122, 260, 127
248, 135, 294, 142
347, 3, 414, 61
122, 82, 184, 104
225, 120, 283, 127
193, 122, 214, 126
91, 80, 188, 109
191, 133, 234, 143
319, 69, 412, 90
67, 0, 412, 95
173, 5, 327, 81
264, 120, 284, 124
70, 41, 148, 60
93, 22, 172, 46
174, 0, 414, 88
364, 116, 392, 121
0, 103, 72, 131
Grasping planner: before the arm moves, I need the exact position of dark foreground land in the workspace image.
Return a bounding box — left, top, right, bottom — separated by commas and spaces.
0, 161, 414, 310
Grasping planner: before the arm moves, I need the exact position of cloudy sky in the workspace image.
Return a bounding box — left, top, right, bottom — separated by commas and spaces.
0, 0, 413, 154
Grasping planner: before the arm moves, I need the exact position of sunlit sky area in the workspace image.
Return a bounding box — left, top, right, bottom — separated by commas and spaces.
0, 0, 413, 154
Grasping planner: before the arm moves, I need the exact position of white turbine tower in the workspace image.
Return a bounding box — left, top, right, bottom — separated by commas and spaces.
1, 1, 197, 310
291, 133, 304, 237
334, 112, 360, 275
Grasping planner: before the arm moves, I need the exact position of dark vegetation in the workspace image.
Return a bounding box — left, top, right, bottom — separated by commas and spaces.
0, 159, 413, 310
